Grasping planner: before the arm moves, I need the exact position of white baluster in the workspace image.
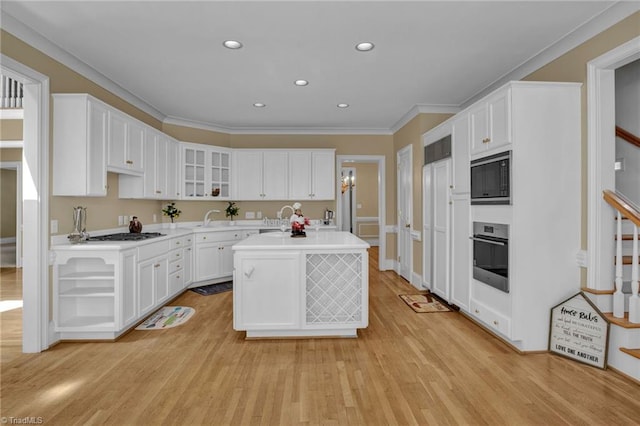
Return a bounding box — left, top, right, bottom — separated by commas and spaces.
613, 211, 625, 318
16, 81, 22, 108
1, 75, 7, 108
9, 78, 15, 108
628, 224, 639, 323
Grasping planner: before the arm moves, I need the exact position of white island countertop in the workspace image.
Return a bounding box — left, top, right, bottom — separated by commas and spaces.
233, 231, 370, 251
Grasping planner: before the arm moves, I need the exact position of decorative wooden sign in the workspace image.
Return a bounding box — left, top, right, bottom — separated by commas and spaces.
549, 292, 610, 369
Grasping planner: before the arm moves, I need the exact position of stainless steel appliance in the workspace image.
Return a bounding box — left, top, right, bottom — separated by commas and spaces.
87, 232, 164, 242
471, 222, 509, 293
470, 150, 511, 205
68, 206, 89, 244
323, 209, 334, 225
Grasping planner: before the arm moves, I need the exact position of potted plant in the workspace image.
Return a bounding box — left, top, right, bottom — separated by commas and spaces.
162, 202, 181, 228
225, 201, 239, 224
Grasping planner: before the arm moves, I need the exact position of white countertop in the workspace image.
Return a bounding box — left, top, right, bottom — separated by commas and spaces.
233, 231, 369, 251
50, 220, 338, 250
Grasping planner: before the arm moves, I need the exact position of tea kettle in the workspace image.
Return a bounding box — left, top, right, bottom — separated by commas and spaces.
323, 208, 334, 225
68, 206, 90, 244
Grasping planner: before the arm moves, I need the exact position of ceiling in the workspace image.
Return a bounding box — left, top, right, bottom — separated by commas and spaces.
1, 1, 633, 133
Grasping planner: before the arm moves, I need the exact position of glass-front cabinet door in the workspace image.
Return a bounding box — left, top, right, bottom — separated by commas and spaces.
210, 150, 231, 198
181, 143, 232, 200
183, 145, 206, 198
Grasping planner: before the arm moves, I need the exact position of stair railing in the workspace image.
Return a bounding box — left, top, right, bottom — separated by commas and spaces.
1, 75, 23, 109
616, 126, 640, 149
603, 190, 639, 323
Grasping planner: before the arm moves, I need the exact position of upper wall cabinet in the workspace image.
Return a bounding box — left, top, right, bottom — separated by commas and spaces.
181, 142, 232, 200
119, 130, 180, 200
469, 87, 512, 156
233, 150, 289, 200
53, 94, 109, 197
288, 150, 335, 200
107, 109, 145, 175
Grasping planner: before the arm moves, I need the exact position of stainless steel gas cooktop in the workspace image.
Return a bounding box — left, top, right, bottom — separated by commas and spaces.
87, 232, 165, 242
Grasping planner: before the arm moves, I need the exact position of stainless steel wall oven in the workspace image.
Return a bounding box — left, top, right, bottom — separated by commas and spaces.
471, 222, 509, 293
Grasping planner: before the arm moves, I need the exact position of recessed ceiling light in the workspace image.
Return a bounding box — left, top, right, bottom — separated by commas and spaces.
355, 42, 374, 52
294, 79, 309, 86
223, 40, 243, 49
337, 103, 349, 108
253, 103, 266, 108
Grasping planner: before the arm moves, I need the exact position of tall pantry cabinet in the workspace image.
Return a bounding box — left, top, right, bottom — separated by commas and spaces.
422, 81, 581, 351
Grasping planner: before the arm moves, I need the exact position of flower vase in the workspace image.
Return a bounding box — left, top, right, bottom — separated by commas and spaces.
169, 222, 177, 229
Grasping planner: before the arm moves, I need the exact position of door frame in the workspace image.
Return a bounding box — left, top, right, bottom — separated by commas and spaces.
1, 54, 51, 352
0, 161, 23, 268
396, 145, 413, 281
336, 155, 387, 270
587, 36, 640, 296
340, 167, 357, 233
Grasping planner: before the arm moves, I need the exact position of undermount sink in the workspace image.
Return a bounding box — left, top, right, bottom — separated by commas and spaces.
261, 231, 290, 238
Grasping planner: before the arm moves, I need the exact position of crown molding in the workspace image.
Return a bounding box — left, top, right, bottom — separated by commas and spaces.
389, 104, 460, 134
164, 115, 394, 135
1, 11, 166, 123
460, 1, 640, 109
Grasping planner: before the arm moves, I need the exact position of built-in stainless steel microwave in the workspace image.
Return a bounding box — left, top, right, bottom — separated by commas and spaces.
470, 150, 511, 205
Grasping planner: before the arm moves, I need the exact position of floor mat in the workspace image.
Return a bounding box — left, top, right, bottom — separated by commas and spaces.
398, 293, 452, 313
135, 306, 195, 330
190, 281, 233, 296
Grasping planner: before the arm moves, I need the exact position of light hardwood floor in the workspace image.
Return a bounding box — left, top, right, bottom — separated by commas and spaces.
1, 249, 640, 425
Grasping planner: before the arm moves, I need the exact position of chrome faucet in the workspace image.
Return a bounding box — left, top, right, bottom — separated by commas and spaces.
203, 209, 221, 226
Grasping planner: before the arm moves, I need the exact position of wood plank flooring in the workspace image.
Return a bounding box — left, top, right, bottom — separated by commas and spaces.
2, 248, 640, 425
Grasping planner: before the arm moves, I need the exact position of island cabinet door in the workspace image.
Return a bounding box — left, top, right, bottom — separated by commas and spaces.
233, 252, 302, 330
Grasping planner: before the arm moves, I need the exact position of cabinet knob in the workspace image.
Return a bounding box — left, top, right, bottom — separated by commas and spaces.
154, 264, 160, 268
176, 275, 180, 279
203, 237, 206, 240
155, 190, 161, 194
475, 309, 480, 313
482, 137, 491, 144
126, 160, 134, 164
493, 320, 499, 326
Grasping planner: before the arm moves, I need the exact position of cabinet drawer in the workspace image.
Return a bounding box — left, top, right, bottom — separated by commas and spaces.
169, 258, 184, 274
169, 248, 183, 262
196, 231, 239, 243
171, 236, 192, 249
470, 300, 511, 337
138, 240, 170, 261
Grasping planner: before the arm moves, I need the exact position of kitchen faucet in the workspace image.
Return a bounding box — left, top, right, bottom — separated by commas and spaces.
203, 209, 221, 227
277, 205, 294, 221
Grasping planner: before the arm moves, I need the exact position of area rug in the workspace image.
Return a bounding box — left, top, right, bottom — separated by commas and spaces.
190, 281, 233, 296
399, 293, 452, 313
135, 306, 195, 330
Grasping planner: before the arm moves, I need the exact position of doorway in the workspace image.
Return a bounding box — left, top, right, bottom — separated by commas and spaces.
0, 161, 22, 268
1, 55, 50, 353
336, 155, 387, 270
587, 36, 640, 294
340, 167, 356, 233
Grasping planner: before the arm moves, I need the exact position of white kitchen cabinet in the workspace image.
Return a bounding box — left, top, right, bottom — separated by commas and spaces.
182, 142, 232, 200
451, 114, 470, 194
233, 150, 288, 200
450, 193, 471, 311
118, 130, 180, 200
234, 251, 301, 330
107, 109, 145, 175
193, 230, 258, 284
52, 94, 109, 196
469, 87, 511, 156
53, 248, 137, 339
288, 150, 335, 200
168, 235, 193, 293
431, 159, 451, 301
138, 257, 168, 315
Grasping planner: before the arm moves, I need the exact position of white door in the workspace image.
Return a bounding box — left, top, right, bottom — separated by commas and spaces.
432, 159, 451, 300
397, 146, 412, 282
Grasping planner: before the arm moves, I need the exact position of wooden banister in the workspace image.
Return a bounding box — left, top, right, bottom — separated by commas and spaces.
603, 190, 640, 228
616, 126, 640, 148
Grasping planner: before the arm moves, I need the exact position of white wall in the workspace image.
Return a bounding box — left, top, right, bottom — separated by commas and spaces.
615, 59, 640, 205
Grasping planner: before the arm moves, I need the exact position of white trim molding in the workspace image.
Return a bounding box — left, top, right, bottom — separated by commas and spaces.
0, 140, 24, 148
0, 109, 24, 119
1, 54, 51, 352
586, 36, 640, 296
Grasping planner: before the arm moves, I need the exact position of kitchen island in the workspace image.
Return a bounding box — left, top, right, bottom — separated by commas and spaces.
232, 231, 370, 338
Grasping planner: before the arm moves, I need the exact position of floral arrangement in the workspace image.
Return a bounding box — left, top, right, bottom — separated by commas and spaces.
225, 201, 239, 221
162, 202, 181, 223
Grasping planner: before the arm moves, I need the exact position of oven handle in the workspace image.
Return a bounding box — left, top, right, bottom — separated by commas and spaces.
469, 236, 506, 246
